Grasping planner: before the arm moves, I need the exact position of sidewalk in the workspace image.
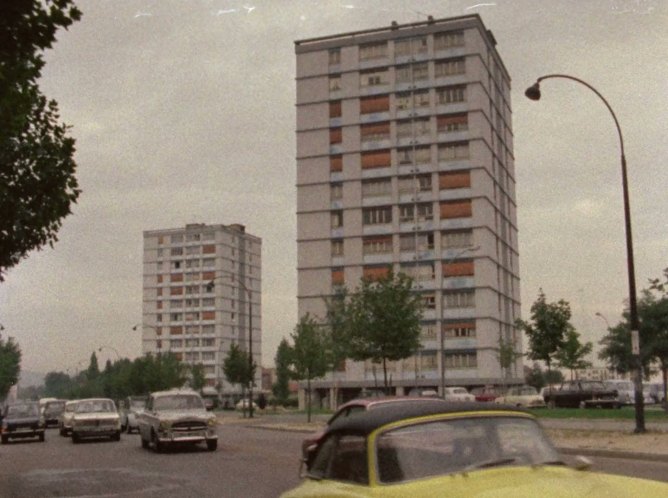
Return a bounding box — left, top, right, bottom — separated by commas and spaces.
217, 411, 668, 462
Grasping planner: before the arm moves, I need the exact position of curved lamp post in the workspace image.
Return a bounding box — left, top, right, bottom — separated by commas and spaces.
525, 74, 644, 433
206, 273, 255, 418
98, 345, 121, 361
133, 323, 163, 353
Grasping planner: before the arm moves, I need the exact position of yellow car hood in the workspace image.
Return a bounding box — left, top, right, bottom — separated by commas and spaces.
283, 466, 667, 497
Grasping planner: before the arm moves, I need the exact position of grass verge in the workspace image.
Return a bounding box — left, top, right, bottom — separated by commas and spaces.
530, 406, 668, 420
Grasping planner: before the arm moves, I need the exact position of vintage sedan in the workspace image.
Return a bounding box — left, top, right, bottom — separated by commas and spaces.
442, 386, 475, 402
544, 380, 620, 409
1, 402, 45, 444
58, 400, 79, 436
495, 385, 546, 408
71, 398, 121, 443
283, 403, 668, 497
119, 396, 147, 433
138, 389, 218, 452
42, 399, 67, 428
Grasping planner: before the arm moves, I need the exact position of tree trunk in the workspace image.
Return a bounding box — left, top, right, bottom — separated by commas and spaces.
382, 358, 389, 394
306, 376, 312, 423
662, 365, 667, 412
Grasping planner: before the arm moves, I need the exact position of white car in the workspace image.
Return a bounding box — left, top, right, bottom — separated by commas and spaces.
442, 387, 475, 402
235, 399, 259, 411
58, 400, 79, 436
138, 389, 218, 452
495, 385, 546, 408
71, 398, 121, 443
603, 379, 654, 405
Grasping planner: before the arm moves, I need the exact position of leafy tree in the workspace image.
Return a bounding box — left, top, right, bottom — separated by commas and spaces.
497, 336, 523, 383
289, 314, 333, 422
342, 272, 423, 391
0, 336, 21, 399
223, 343, 254, 388
555, 328, 593, 379
86, 351, 100, 380
0, 0, 82, 279
516, 290, 571, 377
323, 288, 350, 368
272, 338, 292, 405
525, 363, 545, 391
43, 371, 72, 398
188, 363, 206, 391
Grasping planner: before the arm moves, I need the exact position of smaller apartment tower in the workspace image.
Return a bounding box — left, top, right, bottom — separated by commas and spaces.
141, 223, 261, 392
295, 14, 521, 403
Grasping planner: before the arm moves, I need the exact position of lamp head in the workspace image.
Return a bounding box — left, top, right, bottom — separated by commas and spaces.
525, 82, 541, 101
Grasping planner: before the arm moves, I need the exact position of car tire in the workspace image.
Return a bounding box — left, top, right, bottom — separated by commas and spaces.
140, 433, 149, 449
1, 434, 8, 444
206, 439, 217, 452
59, 426, 65, 437
72, 433, 80, 444
112, 431, 121, 442
39, 432, 45, 442
151, 431, 163, 453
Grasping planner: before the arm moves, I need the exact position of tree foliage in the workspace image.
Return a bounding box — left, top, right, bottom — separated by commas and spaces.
337, 272, 423, 390
289, 314, 333, 422
0, 336, 21, 399
0, 0, 82, 279
188, 363, 206, 391
271, 338, 292, 405
516, 290, 572, 371
555, 328, 593, 379
222, 343, 255, 389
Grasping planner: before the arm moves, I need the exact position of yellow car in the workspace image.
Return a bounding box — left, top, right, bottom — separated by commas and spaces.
282, 403, 667, 497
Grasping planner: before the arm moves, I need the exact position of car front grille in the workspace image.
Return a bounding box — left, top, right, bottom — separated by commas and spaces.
172, 421, 207, 432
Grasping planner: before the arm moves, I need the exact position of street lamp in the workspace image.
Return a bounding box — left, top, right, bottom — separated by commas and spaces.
595, 312, 611, 329
133, 323, 164, 354
98, 345, 121, 361
440, 245, 480, 397
525, 74, 644, 433
206, 272, 255, 418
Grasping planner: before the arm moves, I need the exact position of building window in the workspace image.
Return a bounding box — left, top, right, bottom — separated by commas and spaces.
185, 338, 200, 347
359, 41, 387, 60
202, 232, 215, 240
436, 85, 466, 104
400, 262, 434, 281
186, 259, 200, 269
395, 90, 431, 110
437, 113, 468, 133
331, 239, 344, 257
438, 142, 469, 161
170, 339, 183, 348
170, 247, 183, 256
362, 206, 392, 225
442, 229, 473, 249
398, 203, 432, 223
443, 321, 476, 338
360, 69, 388, 87
400, 232, 434, 252
435, 58, 466, 77
361, 150, 391, 169
201, 338, 215, 347
422, 293, 436, 309
394, 36, 427, 57
442, 259, 474, 277
396, 63, 429, 83
186, 233, 201, 242
202, 325, 215, 334
363, 265, 391, 281
443, 290, 475, 308
328, 49, 341, 65
330, 127, 342, 145
397, 146, 431, 165
362, 179, 391, 197
331, 268, 344, 286
330, 155, 343, 172
420, 323, 437, 340
329, 75, 341, 91
170, 299, 183, 308
185, 245, 200, 255
360, 122, 390, 142
439, 170, 471, 189
439, 199, 472, 219
185, 285, 200, 295
445, 352, 477, 368
331, 210, 343, 228
360, 95, 390, 114
329, 100, 342, 118
170, 235, 184, 243
434, 31, 465, 50
363, 235, 393, 255
330, 183, 343, 201
202, 352, 215, 361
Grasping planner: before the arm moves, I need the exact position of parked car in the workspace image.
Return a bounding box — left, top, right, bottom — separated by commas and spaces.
42, 399, 67, 428
649, 382, 666, 404
284, 402, 668, 497
301, 396, 448, 459
470, 385, 499, 402
1, 402, 45, 444
604, 379, 654, 405
58, 400, 79, 436
442, 387, 475, 402
138, 389, 218, 452
71, 398, 121, 443
495, 385, 546, 408
235, 399, 259, 411
543, 380, 620, 409
119, 396, 147, 433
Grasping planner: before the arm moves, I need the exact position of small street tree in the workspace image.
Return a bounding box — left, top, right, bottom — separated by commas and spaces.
555, 328, 593, 379
223, 343, 256, 416
272, 338, 292, 406
497, 336, 523, 387
289, 314, 332, 422
0, 336, 21, 399
188, 363, 206, 391
343, 272, 423, 392
516, 290, 571, 378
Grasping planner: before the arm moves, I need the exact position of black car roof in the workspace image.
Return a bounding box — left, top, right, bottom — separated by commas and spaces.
326, 402, 530, 436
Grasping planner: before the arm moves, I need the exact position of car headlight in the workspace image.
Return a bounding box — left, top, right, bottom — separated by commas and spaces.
159, 420, 171, 431
207, 417, 217, 427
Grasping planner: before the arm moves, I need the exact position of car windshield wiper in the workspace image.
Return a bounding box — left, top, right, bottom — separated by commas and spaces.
463, 457, 517, 471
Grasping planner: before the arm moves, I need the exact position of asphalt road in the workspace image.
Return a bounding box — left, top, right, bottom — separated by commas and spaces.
1, 424, 666, 497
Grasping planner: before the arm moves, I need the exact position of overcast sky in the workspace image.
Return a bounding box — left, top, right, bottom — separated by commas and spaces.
1, 0, 666, 378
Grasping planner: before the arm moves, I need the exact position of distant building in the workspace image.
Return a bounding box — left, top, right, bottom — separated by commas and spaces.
140, 223, 261, 393
295, 14, 521, 405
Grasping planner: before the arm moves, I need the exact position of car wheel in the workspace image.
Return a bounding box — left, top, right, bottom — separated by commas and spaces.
1, 434, 8, 444
112, 431, 121, 442
206, 439, 217, 452
140, 433, 149, 449
151, 431, 163, 453
72, 433, 80, 444
39, 432, 45, 442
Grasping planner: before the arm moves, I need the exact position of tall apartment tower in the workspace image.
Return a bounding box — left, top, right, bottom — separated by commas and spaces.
141, 223, 261, 392
295, 15, 521, 402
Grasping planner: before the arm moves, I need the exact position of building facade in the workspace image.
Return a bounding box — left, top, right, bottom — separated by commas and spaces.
141, 223, 261, 392
295, 15, 521, 403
